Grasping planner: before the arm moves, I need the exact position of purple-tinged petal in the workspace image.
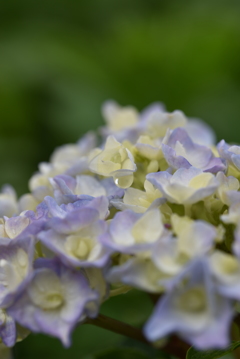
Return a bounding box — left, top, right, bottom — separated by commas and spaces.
47, 207, 99, 234
106, 257, 167, 293
38, 221, 111, 268
84, 267, 109, 303
0, 313, 16, 347
100, 209, 165, 254
60, 196, 109, 221
65, 158, 89, 177
75, 176, 106, 197
52, 175, 110, 205
217, 140, 232, 161
53, 175, 76, 193
0, 236, 35, 308
144, 259, 234, 350
82, 196, 109, 220
139, 102, 165, 123
146, 171, 172, 193
44, 196, 66, 218
101, 178, 124, 200
18, 218, 47, 239
50, 175, 76, 204
8, 258, 99, 347
232, 153, 240, 170
4, 217, 30, 240
151, 234, 186, 276
147, 168, 219, 205
109, 210, 140, 246
76, 131, 97, 155
145, 110, 187, 138
233, 224, 240, 258
184, 119, 216, 146
209, 251, 240, 301
162, 128, 225, 173
217, 140, 240, 171
162, 143, 191, 169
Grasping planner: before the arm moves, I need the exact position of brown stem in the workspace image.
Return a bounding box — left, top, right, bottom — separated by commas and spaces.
85, 314, 190, 358
234, 314, 240, 329
163, 335, 190, 359
85, 314, 148, 344
233, 315, 240, 359
148, 293, 161, 305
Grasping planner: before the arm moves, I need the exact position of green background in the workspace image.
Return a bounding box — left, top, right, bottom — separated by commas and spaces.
1, 0, 240, 357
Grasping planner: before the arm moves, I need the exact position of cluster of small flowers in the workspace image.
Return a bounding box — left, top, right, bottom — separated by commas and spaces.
1, 100, 240, 355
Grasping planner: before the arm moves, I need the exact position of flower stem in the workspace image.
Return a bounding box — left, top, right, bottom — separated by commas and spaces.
85, 314, 148, 344
85, 314, 189, 358
148, 293, 161, 305
164, 335, 190, 359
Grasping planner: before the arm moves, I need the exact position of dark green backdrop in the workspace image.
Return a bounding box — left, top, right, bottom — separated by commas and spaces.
1, 0, 240, 357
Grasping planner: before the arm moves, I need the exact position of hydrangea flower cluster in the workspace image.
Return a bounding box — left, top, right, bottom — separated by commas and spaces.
1, 100, 240, 356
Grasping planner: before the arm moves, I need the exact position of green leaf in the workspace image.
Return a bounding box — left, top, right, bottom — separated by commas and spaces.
186, 341, 240, 359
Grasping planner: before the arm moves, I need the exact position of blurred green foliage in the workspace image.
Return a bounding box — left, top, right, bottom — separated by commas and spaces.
1, 0, 240, 195
1, 0, 240, 357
